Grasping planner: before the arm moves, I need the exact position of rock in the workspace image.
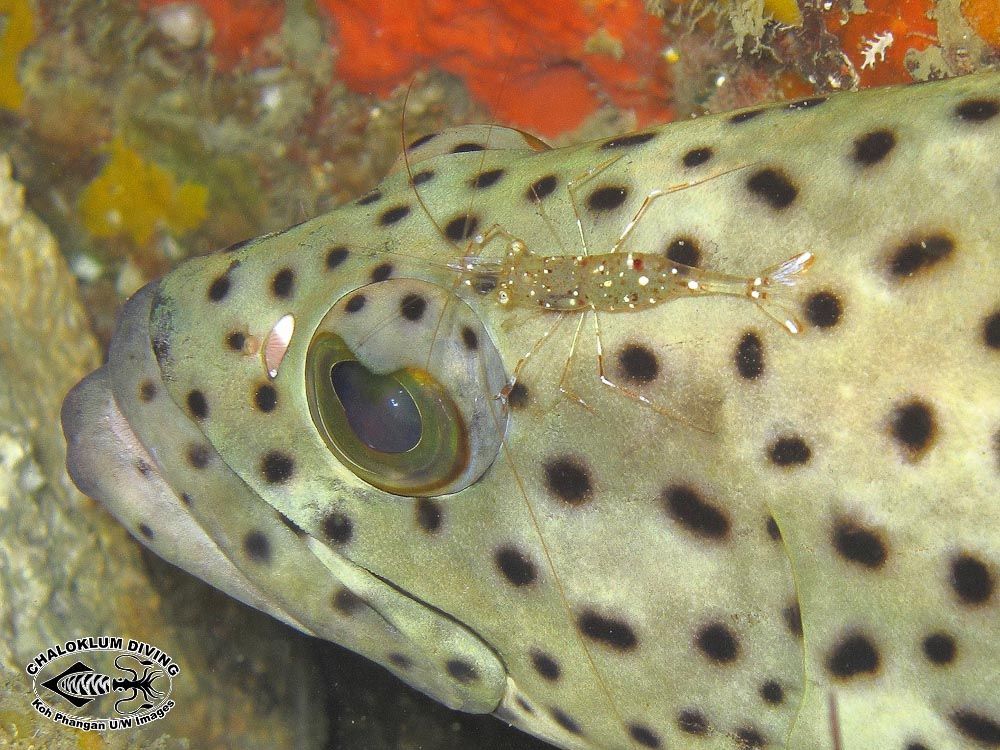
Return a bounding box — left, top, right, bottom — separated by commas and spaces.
0, 153, 327, 749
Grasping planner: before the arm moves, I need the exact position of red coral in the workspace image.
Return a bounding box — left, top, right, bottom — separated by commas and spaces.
319, 0, 671, 137
824, 0, 937, 86
140, 0, 283, 70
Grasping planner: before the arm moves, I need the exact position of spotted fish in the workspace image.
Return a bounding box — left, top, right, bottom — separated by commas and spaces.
62, 72, 999, 750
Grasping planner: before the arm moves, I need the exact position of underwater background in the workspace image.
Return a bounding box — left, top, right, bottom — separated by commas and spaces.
0, 1, 997, 748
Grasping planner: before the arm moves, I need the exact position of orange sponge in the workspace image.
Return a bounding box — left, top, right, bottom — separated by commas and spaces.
320, 0, 671, 137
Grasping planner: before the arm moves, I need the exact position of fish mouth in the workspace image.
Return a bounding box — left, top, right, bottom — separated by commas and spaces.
60, 283, 311, 633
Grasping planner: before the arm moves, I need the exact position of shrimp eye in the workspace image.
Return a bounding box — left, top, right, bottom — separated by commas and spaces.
306, 279, 508, 497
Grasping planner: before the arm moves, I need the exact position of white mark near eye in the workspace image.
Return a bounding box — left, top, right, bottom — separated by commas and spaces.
264, 314, 295, 378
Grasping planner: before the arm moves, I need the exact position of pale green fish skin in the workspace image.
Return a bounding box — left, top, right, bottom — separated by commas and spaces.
62, 72, 1000, 750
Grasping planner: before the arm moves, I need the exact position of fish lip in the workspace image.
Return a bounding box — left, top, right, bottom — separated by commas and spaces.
60, 365, 115, 499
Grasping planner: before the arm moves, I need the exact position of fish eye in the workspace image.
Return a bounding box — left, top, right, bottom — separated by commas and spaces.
306, 279, 508, 497
329, 360, 422, 453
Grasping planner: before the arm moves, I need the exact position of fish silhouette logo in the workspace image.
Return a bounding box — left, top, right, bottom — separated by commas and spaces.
27, 637, 179, 730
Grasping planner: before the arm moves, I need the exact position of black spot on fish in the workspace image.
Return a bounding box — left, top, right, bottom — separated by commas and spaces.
495, 545, 537, 587
746, 168, 798, 210
527, 174, 558, 202
600, 132, 657, 150
471, 168, 505, 188
444, 213, 480, 242
461, 326, 478, 350
950, 553, 993, 605
387, 652, 412, 670
760, 680, 784, 704
507, 381, 529, 409
186, 443, 210, 470
682, 147, 713, 168
982, 310, 1000, 349
325, 246, 349, 269
922, 632, 957, 665
628, 724, 661, 748
411, 169, 435, 186
787, 96, 827, 110
254, 383, 277, 413
445, 659, 478, 682
370, 262, 393, 282
695, 621, 740, 664
729, 108, 765, 124
271, 267, 295, 299
139, 379, 157, 402
407, 132, 437, 150
783, 601, 803, 638
226, 331, 246, 352
345, 293, 366, 313
955, 98, 999, 123
399, 293, 427, 321
853, 129, 896, 166
207, 274, 231, 302
617, 344, 659, 383
530, 649, 560, 681
586, 185, 628, 212
888, 233, 954, 278
578, 610, 638, 651
766, 516, 781, 541
949, 710, 1000, 745
186, 390, 209, 420
805, 290, 843, 328
768, 436, 811, 466
544, 457, 593, 506
550, 707, 583, 735
677, 709, 709, 735
261, 451, 294, 483
665, 236, 701, 267
735, 726, 767, 748
662, 485, 730, 541
833, 518, 887, 569
415, 498, 442, 533
736, 331, 764, 379
332, 588, 364, 616
826, 632, 880, 679
323, 512, 353, 544
889, 399, 935, 459
378, 205, 410, 226
243, 531, 271, 563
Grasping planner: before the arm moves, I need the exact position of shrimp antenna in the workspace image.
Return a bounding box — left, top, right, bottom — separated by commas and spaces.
401, 78, 450, 245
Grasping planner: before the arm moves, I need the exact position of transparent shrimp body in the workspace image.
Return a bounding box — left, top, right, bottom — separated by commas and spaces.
455, 232, 814, 334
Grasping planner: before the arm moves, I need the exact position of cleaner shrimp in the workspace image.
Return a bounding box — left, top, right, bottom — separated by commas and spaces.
398, 124, 815, 425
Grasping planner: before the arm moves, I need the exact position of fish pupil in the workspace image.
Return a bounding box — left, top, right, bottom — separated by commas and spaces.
330, 362, 422, 453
